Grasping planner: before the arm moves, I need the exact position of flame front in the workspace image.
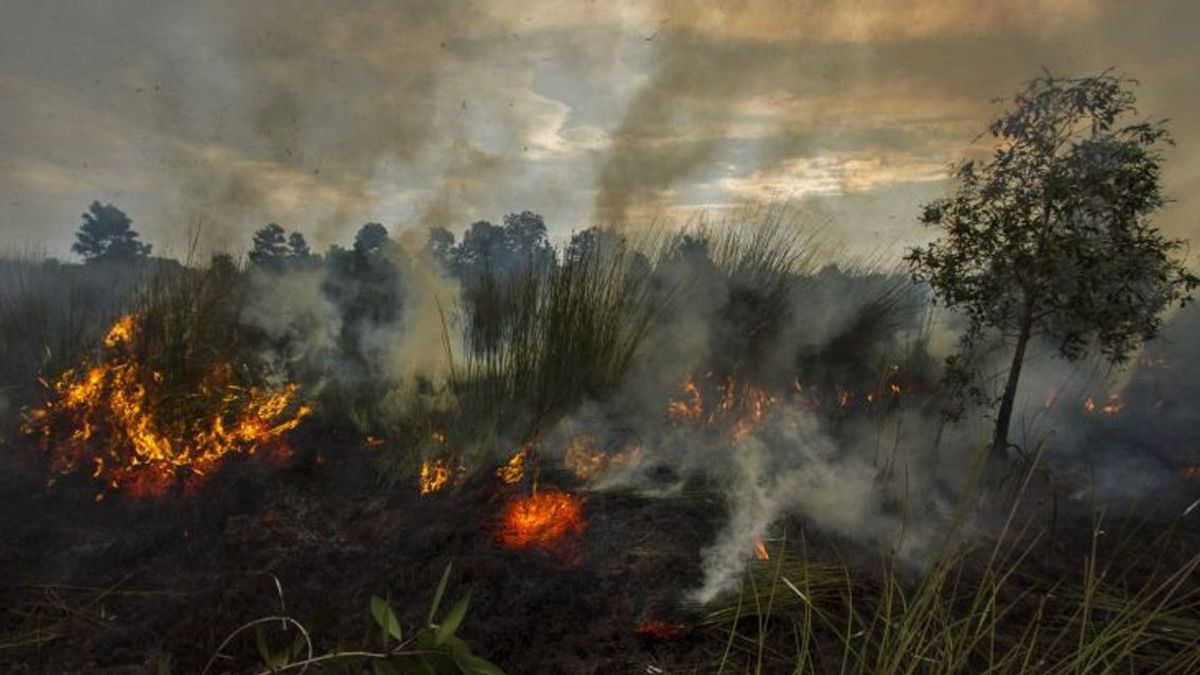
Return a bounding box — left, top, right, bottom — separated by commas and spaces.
666, 373, 776, 440
23, 314, 310, 498
497, 490, 585, 550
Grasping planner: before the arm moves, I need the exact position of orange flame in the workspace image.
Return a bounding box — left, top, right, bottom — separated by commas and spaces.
563, 435, 607, 481
496, 440, 534, 485
755, 539, 770, 560
497, 490, 585, 550
23, 314, 310, 498
419, 457, 463, 495
667, 373, 776, 439
666, 375, 705, 423
1082, 394, 1122, 416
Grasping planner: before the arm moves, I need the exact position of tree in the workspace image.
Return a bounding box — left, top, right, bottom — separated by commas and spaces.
287, 231, 311, 259
426, 226, 456, 270
353, 222, 390, 255
72, 201, 151, 263
249, 223, 313, 270
907, 72, 1197, 469
248, 224, 289, 268
502, 210, 556, 270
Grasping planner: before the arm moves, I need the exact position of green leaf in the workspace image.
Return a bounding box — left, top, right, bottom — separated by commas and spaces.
155, 656, 172, 675
460, 653, 507, 675
428, 562, 453, 626
288, 629, 307, 659
254, 625, 288, 672
370, 595, 403, 644
435, 592, 471, 646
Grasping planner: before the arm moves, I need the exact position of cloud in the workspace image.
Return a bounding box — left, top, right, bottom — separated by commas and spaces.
1, 0, 1198, 259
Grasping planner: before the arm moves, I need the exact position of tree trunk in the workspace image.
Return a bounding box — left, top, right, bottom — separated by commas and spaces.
990, 314, 1034, 472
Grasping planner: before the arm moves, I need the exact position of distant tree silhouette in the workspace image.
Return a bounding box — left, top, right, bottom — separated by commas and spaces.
72, 201, 151, 263
907, 72, 1198, 470
249, 223, 313, 271
502, 210, 555, 270
287, 231, 311, 259
353, 222, 390, 255
426, 226, 456, 270
432, 211, 557, 280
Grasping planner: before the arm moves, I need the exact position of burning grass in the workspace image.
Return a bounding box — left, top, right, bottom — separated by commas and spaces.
22, 313, 310, 498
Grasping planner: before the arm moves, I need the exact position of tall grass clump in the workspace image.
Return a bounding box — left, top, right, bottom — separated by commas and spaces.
453, 230, 663, 436
697, 472, 1200, 674
0, 249, 147, 412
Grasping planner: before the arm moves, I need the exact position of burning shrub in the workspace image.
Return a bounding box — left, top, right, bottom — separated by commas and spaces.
23, 312, 310, 497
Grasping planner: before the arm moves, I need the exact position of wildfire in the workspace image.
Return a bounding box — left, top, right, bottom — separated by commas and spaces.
1083, 394, 1123, 416
666, 372, 776, 439
755, 539, 770, 560
23, 314, 310, 498
496, 439, 534, 485
419, 457, 463, 495
666, 375, 705, 423
563, 435, 607, 481
497, 490, 585, 551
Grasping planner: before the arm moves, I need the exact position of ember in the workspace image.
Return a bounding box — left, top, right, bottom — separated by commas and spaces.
497, 490, 585, 551
635, 619, 687, 640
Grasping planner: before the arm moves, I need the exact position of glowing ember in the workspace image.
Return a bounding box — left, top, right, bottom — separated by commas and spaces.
496, 440, 534, 484
635, 619, 686, 640
23, 314, 310, 498
1083, 394, 1123, 416
497, 490, 585, 550
419, 457, 462, 495
755, 539, 770, 560
836, 386, 853, 407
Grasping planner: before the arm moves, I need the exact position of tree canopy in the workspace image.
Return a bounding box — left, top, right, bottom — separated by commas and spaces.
248, 223, 312, 271
907, 72, 1198, 466
72, 201, 151, 263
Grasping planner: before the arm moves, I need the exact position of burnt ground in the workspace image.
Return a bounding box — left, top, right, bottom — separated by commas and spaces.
3, 426, 1200, 675
0, 431, 724, 675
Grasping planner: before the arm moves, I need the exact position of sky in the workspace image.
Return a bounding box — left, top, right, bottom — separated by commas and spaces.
2, 0, 1198, 261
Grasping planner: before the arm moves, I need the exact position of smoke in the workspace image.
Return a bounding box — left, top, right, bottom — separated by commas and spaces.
517, 222, 966, 602
239, 228, 463, 427
360, 234, 464, 395
240, 265, 343, 381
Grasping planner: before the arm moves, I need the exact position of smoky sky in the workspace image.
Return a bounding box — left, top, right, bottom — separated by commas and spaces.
1, 0, 1198, 260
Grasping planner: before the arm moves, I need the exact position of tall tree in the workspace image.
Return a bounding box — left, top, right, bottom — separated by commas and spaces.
353, 222, 390, 255
248, 223, 289, 269
907, 72, 1197, 468
72, 201, 151, 263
